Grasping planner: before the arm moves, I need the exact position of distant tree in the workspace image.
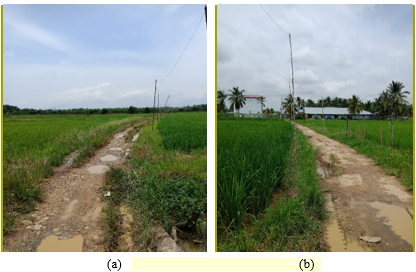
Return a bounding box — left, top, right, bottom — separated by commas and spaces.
128, 106, 136, 114
305, 99, 315, 107
386, 81, 410, 118
217, 90, 228, 113
296, 96, 305, 109
323, 96, 331, 107
101, 108, 109, 114
3, 104, 20, 113
257, 96, 266, 113
364, 100, 372, 112
228, 86, 246, 114
348, 95, 364, 118
282, 94, 297, 119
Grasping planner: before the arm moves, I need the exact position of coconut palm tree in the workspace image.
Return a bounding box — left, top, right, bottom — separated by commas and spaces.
364, 100, 372, 112
386, 81, 410, 118
282, 94, 297, 119
348, 94, 364, 119
228, 86, 246, 114
217, 90, 228, 113
374, 90, 392, 117
257, 96, 266, 113
295, 96, 305, 109
306, 99, 315, 107
323, 96, 332, 107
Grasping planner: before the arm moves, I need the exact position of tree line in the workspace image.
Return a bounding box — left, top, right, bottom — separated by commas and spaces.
3, 104, 207, 116
218, 81, 412, 119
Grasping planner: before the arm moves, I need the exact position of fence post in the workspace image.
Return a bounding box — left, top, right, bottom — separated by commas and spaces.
346, 119, 349, 140
391, 121, 394, 148
363, 117, 365, 140
380, 121, 382, 146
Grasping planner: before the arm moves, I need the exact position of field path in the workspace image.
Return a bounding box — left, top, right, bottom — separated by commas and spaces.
3, 124, 140, 252
296, 124, 413, 252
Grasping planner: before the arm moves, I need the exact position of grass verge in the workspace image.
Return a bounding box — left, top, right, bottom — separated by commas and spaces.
101, 115, 207, 251
217, 128, 327, 252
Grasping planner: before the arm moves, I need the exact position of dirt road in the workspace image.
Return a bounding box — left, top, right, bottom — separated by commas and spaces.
3, 126, 138, 252
296, 124, 413, 252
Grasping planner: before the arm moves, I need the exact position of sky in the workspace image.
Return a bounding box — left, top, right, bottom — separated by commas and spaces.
217, 4, 413, 111
2, 4, 207, 110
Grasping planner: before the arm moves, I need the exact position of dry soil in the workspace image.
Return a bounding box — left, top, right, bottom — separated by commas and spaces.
297, 124, 413, 252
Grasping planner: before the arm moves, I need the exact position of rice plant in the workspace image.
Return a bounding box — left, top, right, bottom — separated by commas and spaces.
217, 119, 293, 228
158, 112, 207, 151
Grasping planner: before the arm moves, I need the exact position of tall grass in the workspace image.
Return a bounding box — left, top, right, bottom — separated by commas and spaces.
302, 120, 413, 190
158, 112, 207, 151
217, 119, 293, 228
2, 114, 151, 234
217, 127, 327, 252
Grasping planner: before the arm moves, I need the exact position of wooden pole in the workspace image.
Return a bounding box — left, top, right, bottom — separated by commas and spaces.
152, 79, 157, 131
391, 121, 393, 148
380, 121, 382, 145
363, 117, 365, 140
157, 93, 160, 121
289, 33, 295, 148
346, 119, 348, 140
322, 96, 324, 129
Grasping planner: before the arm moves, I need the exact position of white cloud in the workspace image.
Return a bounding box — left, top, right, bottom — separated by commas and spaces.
4, 15, 70, 54
164, 5, 180, 14
4, 51, 14, 58
322, 79, 357, 94
48, 83, 111, 102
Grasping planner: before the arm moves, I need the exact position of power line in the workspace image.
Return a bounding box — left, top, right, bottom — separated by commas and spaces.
161, 13, 204, 82
259, 4, 288, 36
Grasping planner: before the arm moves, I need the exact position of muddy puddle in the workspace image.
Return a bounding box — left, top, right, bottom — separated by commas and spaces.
87, 165, 109, 174
177, 239, 205, 252
177, 215, 207, 252
370, 201, 413, 246
37, 235, 83, 252
100, 155, 118, 162
325, 194, 368, 252
326, 220, 369, 252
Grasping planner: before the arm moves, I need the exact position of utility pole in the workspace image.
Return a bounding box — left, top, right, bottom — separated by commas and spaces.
322, 96, 324, 129
204, 5, 207, 29
289, 33, 295, 148
152, 79, 157, 131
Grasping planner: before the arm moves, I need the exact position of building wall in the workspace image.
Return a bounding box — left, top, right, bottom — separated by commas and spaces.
239, 98, 262, 114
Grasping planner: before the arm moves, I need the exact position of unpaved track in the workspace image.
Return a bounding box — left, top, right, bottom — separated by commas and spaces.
3, 125, 139, 252
296, 124, 413, 252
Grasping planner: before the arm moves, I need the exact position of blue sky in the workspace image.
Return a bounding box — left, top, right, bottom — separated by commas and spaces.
217, 4, 413, 111
3, 4, 207, 109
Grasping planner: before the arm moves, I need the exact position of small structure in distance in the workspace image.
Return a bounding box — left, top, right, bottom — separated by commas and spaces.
237, 95, 263, 114
304, 107, 374, 120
